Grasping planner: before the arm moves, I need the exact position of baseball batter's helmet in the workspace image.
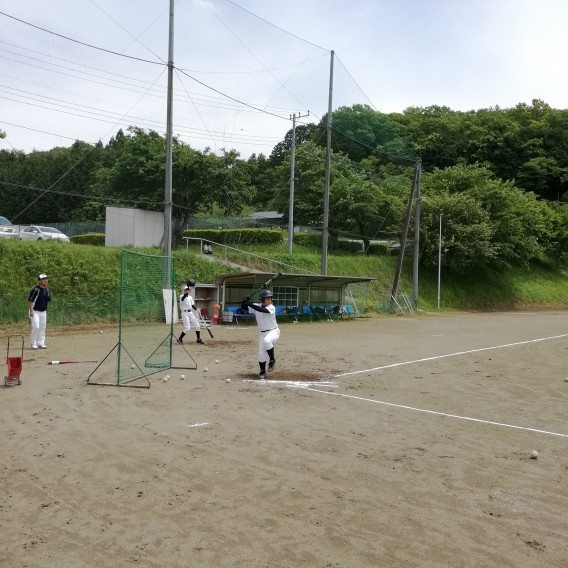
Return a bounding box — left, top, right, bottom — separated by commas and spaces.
259, 289, 273, 299
187, 278, 196, 287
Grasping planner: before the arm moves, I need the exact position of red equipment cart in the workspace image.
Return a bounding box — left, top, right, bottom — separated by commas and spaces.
5, 334, 24, 386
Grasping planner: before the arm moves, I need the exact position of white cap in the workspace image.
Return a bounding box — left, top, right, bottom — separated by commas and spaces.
38, 274, 48, 280
183, 284, 189, 290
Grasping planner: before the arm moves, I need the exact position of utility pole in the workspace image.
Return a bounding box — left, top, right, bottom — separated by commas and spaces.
412, 159, 422, 307
163, 0, 174, 266
391, 161, 419, 304
437, 213, 442, 309
288, 111, 309, 254
321, 50, 334, 275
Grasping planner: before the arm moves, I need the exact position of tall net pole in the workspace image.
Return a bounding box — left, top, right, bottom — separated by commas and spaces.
321, 50, 334, 276
163, 0, 174, 273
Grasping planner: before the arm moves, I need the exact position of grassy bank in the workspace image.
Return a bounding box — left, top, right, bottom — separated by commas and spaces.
1, 239, 567, 326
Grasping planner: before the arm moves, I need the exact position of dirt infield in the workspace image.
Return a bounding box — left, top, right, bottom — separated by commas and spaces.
2, 311, 568, 567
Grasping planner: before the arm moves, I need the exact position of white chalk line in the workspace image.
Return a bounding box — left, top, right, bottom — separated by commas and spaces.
187, 422, 209, 428
334, 333, 568, 378
303, 387, 568, 438
243, 379, 337, 388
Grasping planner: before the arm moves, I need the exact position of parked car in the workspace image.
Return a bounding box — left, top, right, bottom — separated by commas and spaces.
19, 225, 70, 242
0, 216, 18, 239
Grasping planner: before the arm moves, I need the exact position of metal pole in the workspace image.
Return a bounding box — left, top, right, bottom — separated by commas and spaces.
321, 50, 334, 276
412, 160, 422, 307
288, 113, 296, 254
391, 162, 419, 303
287, 111, 309, 255
163, 0, 174, 263
437, 214, 442, 309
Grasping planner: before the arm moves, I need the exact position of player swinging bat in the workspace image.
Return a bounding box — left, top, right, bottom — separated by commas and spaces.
240, 273, 282, 380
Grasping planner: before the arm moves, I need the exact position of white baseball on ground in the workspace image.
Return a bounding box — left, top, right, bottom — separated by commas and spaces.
100, 330, 104, 334
181, 374, 185, 379
215, 360, 219, 364
531, 450, 538, 459
131, 364, 135, 369
203, 367, 208, 372
226, 378, 231, 383
163, 377, 168, 382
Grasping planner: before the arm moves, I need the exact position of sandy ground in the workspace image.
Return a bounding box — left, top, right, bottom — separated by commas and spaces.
1, 311, 568, 568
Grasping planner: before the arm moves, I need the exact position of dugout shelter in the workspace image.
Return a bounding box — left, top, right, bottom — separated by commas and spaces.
215, 272, 375, 321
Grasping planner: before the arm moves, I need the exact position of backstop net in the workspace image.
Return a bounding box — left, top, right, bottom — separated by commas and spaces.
88, 249, 176, 387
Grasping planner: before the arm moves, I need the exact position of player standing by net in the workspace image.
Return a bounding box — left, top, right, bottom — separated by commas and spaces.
178, 278, 204, 345
241, 290, 279, 379
28, 273, 51, 350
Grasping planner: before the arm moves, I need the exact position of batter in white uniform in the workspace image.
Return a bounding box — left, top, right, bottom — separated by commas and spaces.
177, 278, 204, 345
241, 289, 280, 379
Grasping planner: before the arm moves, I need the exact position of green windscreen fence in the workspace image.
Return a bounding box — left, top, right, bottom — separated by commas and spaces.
117, 250, 175, 385
87, 249, 176, 387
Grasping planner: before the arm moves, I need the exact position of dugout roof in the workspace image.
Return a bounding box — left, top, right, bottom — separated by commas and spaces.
215, 272, 375, 290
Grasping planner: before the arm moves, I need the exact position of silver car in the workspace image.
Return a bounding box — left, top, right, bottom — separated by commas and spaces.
19, 225, 70, 242
0, 216, 18, 239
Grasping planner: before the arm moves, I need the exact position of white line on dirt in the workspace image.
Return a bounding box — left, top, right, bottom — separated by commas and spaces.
303, 388, 568, 438
243, 380, 337, 388
334, 333, 568, 378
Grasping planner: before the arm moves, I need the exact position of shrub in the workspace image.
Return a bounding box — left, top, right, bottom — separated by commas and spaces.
71, 233, 105, 246
182, 229, 283, 246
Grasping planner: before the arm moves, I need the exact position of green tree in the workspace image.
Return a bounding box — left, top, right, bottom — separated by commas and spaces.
422, 164, 555, 269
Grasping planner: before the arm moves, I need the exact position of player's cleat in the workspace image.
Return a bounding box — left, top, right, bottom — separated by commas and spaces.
196, 338, 204, 344
257, 370, 266, 380
31, 345, 38, 350
268, 359, 275, 372
38, 345, 47, 349
176, 338, 183, 345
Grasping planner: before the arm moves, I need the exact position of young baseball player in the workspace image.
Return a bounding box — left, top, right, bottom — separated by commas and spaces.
241, 289, 280, 379
178, 278, 204, 345
28, 273, 51, 350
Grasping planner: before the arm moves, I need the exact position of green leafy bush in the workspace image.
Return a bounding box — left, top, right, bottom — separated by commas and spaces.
183, 229, 283, 246
71, 233, 105, 246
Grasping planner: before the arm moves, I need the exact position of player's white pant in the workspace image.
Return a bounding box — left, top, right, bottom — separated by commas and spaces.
258, 327, 280, 362
181, 310, 200, 333
30, 310, 47, 347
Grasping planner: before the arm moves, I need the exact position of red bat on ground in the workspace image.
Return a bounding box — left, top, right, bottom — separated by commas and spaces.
48, 360, 99, 365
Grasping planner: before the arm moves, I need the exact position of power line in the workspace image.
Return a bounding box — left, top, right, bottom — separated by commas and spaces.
0, 10, 163, 66
222, 0, 330, 52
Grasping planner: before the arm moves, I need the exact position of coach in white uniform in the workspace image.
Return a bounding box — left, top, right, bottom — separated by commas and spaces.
241, 289, 280, 379
178, 278, 204, 345
28, 273, 51, 350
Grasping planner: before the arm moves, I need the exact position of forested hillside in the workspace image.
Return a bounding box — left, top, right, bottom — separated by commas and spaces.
1, 99, 567, 272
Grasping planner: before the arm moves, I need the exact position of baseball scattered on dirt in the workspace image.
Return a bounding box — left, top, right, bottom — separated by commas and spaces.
180, 374, 185, 379
163, 377, 168, 382
530, 450, 538, 459
215, 360, 219, 364
100, 330, 104, 334
226, 378, 231, 383
203, 367, 208, 372
131, 364, 136, 369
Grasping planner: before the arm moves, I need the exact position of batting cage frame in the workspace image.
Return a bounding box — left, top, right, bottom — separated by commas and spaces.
87, 249, 196, 388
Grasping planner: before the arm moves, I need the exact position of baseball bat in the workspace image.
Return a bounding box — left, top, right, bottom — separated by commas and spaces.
48, 360, 99, 365
248, 272, 282, 300
196, 309, 214, 338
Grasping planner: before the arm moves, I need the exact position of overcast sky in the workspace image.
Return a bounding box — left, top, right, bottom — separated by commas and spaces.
1, 0, 567, 158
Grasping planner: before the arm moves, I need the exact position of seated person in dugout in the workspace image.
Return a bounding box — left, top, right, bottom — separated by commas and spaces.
202, 241, 213, 255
